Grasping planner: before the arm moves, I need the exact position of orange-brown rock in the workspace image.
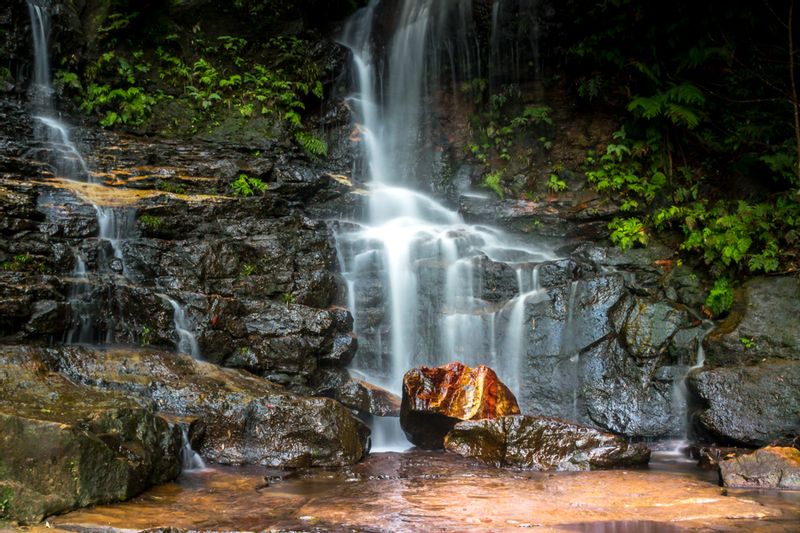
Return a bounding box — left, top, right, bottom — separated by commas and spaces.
400, 362, 520, 449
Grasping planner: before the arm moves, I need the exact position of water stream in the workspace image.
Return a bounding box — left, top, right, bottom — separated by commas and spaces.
27, 0, 200, 356
336, 0, 555, 448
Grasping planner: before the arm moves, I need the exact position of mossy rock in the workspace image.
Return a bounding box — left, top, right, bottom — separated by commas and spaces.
0, 355, 181, 524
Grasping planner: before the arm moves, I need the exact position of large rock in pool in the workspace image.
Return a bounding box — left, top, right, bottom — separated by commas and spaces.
400, 362, 520, 449
2, 344, 369, 468
687, 359, 800, 446
719, 447, 800, 489
0, 348, 181, 524
328, 378, 402, 417
444, 415, 651, 470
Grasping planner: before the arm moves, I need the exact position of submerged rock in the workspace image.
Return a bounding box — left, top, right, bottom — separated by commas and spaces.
329, 378, 402, 417
400, 362, 520, 449
0, 347, 181, 524
444, 415, 650, 470
719, 447, 800, 489
1, 344, 369, 469
687, 359, 800, 446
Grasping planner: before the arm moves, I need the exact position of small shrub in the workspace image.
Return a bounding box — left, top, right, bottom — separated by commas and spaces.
139, 214, 164, 230
547, 174, 568, 192
156, 180, 187, 195
483, 170, 504, 198
239, 263, 256, 277
609, 217, 648, 251
705, 278, 734, 317
295, 131, 328, 158
282, 292, 296, 306
231, 173, 267, 197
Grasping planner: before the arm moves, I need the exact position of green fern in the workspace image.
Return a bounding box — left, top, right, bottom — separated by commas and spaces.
295, 131, 328, 158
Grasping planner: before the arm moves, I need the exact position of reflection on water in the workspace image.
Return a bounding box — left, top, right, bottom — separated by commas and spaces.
49, 450, 800, 533
559, 521, 688, 533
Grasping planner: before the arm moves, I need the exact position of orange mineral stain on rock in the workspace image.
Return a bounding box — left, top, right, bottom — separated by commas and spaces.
403, 361, 520, 420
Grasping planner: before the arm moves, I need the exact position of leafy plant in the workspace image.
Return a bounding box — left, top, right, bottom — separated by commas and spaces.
739, 337, 755, 349
140, 325, 152, 346
282, 292, 296, 306
547, 174, 568, 192
1, 253, 45, 272
231, 173, 267, 197
239, 263, 256, 277
609, 217, 648, 251
483, 170, 504, 198
138, 214, 164, 230
705, 278, 734, 317
156, 180, 187, 195
295, 131, 328, 158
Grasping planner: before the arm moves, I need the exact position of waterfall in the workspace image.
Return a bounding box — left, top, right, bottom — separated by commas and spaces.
336, 0, 554, 449
159, 295, 202, 359
180, 426, 207, 472
27, 1, 148, 347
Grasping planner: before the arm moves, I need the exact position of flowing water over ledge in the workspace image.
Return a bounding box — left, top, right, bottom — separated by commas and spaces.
20, 451, 800, 533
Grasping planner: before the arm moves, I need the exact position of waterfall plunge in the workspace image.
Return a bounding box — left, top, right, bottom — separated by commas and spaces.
336, 0, 554, 449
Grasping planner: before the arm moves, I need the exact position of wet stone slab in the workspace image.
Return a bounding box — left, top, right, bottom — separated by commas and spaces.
25, 451, 800, 533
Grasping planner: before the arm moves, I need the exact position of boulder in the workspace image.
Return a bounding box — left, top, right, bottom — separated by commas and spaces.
705, 276, 800, 366
0, 348, 181, 524
444, 415, 650, 470
400, 362, 520, 449
3, 344, 370, 468
330, 378, 402, 417
687, 359, 800, 446
719, 447, 800, 489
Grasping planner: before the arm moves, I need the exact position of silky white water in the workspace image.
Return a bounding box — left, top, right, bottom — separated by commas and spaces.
336, 0, 554, 450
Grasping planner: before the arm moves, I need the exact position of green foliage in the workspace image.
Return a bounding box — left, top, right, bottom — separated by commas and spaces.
1, 253, 45, 272
156, 180, 186, 194
231, 173, 267, 197
239, 263, 256, 277
295, 131, 328, 158
483, 170, 504, 198
609, 217, 648, 251
282, 292, 296, 306
0, 486, 13, 518
547, 174, 567, 192
739, 336, 755, 349
140, 325, 152, 346
138, 214, 164, 230
705, 278, 734, 317
586, 128, 668, 213
627, 83, 706, 129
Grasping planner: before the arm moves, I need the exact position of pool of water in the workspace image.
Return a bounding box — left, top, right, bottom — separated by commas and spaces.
25, 448, 799, 532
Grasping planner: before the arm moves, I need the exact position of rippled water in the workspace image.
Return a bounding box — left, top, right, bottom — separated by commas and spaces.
40, 450, 800, 533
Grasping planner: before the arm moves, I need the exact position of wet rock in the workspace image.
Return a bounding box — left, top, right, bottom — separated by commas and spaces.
400, 362, 520, 449
444, 415, 651, 470
719, 447, 800, 489
581, 335, 684, 437
329, 378, 402, 417
705, 276, 800, 366
3, 344, 370, 468
0, 346, 181, 524
687, 359, 800, 446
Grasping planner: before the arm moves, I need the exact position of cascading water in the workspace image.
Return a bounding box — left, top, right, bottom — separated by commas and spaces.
336, 0, 555, 449
27, 0, 200, 353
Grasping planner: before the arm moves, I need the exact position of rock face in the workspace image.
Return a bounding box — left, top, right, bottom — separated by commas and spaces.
687, 360, 800, 446
719, 447, 800, 489
705, 277, 800, 366
1, 345, 370, 469
444, 415, 650, 470
400, 362, 520, 449
0, 347, 181, 524
328, 378, 402, 417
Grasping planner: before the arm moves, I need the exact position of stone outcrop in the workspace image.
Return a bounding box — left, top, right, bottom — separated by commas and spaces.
719, 447, 800, 489
687, 359, 800, 446
327, 378, 402, 417
704, 276, 800, 366
0, 347, 182, 524
444, 415, 650, 470
1, 345, 370, 469
400, 362, 520, 449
